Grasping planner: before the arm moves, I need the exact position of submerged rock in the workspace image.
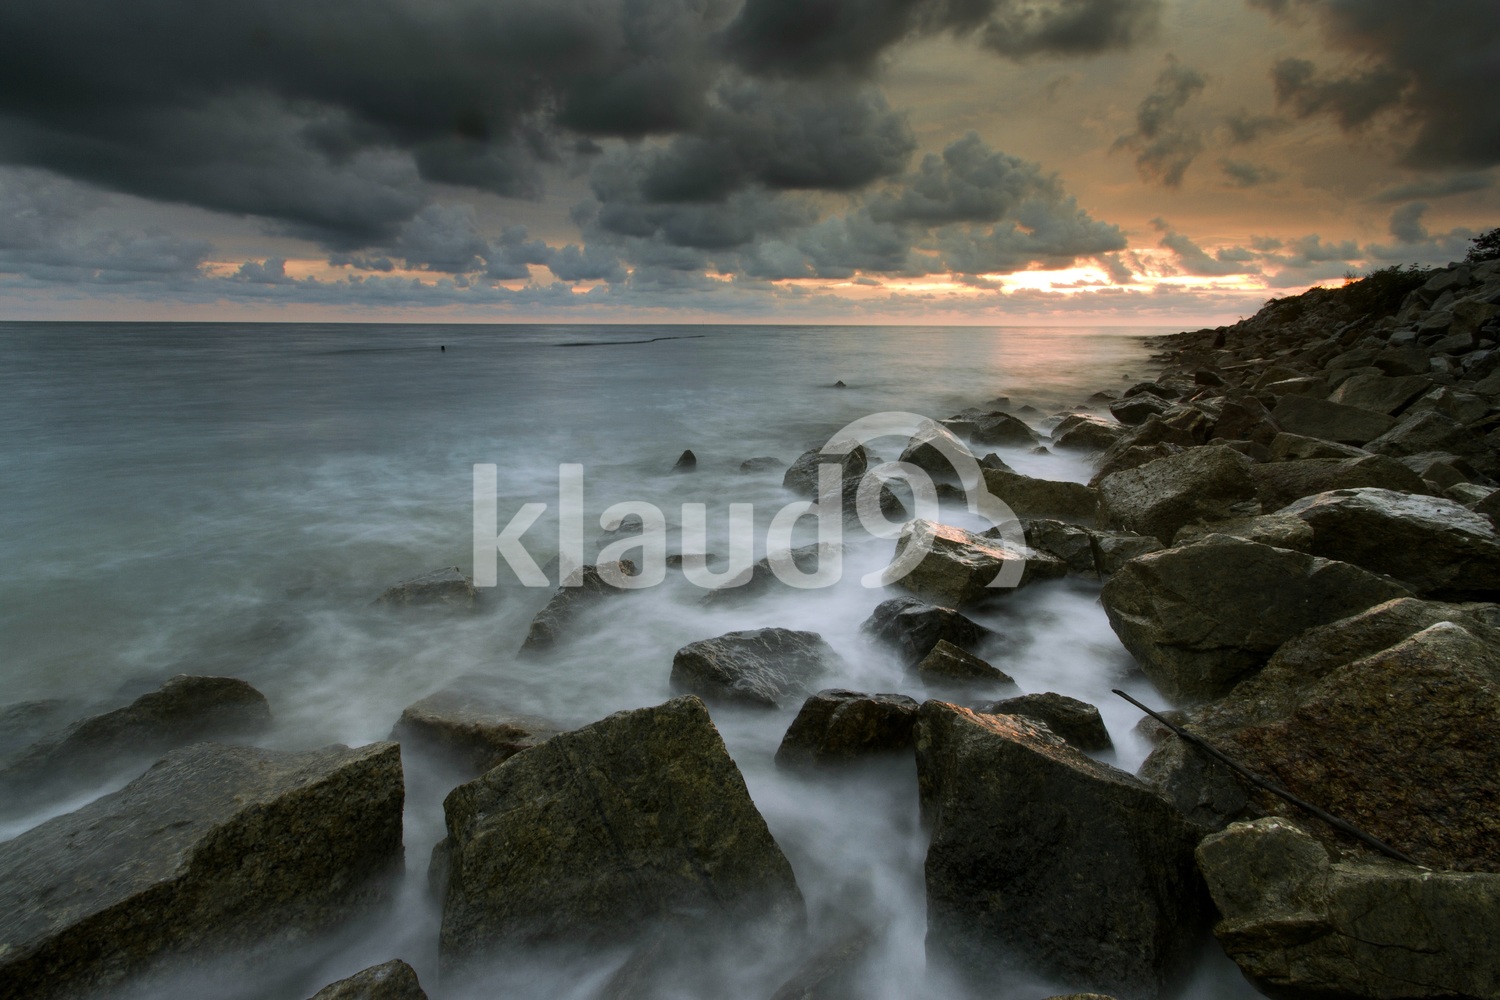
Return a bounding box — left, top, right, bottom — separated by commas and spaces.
374, 567, 478, 609
916, 703, 1203, 999
0, 674, 271, 806
520, 560, 635, 652
0, 741, 404, 1000
1100, 535, 1410, 702
390, 682, 560, 774
1278, 487, 1500, 599
969, 410, 1041, 447
915, 639, 1016, 690
671, 628, 839, 709
307, 959, 428, 1000
439, 697, 803, 964
1199, 818, 1500, 1000
783, 443, 867, 498
775, 690, 920, 768
893, 519, 1066, 606
1097, 445, 1259, 544
672, 449, 697, 472
981, 692, 1113, 752
740, 456, 784, 473
861, 596, 993, 665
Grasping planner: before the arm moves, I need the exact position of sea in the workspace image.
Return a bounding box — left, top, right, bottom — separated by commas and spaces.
0, 322, 1259, 999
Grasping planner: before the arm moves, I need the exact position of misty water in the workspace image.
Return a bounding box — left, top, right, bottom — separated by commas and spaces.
0, 322, 1260, 999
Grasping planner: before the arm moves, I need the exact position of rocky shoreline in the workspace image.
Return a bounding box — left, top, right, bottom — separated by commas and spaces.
3, 252, 1500, 1000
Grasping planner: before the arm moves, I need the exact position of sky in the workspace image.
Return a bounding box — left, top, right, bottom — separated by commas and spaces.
1, 0, 1497, 326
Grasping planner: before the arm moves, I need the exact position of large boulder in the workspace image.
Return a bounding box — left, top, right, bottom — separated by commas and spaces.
1100, 535, 1411, 703
1209, 394, 1280, 446
0, 742, 404, 1000
1249, 454, 1431, 510
916, 703, 1203, 998
520, 561, 634, 652
373, 567, 478, 609
892, 520, 1066, 606
981, 468, 1101, 525
899, 422, 973, 482
390, 682, 560, 774
1171, 513, 1313, 552
1367, 409, 1492, 465
915, 639, 1017, 690
1269, 396, 1396, 445
970, 410, 1041, 447
439, 697, 803, 963
671, 628, 839, 709
307, 960, 428, 1000
1278, 487, 1500, 599
0, 675, 271, 808
784, 443, 867, 497
981, 692, 1113, 752
1052, 413, 1124, 452
1109, 393, 1172, 426
774, 690, 920, 768
1097, 445, 1259, 544
1199, 818, 1500, 1000
861, 596, 992, 665
1266, 432, 1368, 461
1326, 373, 1433, 415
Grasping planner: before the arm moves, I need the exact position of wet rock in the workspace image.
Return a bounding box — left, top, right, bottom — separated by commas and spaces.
981, 467, 1101, 525
1326, 373, 1433, 414
1171, 513, 1314, 552
1402, 451, 1484, 490
373, 567, 478, 609
520, 560, 635, 652
1199, 818, 1500, 1000
1126, 380, 1181, 399
1261, 376, 1327, 397
861, 596, 993, 665
672, 449, 697, 472
0, 742, 404, 1000
765, 927, 874, 1000
1270, 396, 1396, 445
1052, 414, 1123, 452
1109, 393, 1172, 426
0, 698, 85, 759
307, 960, 428, 1000
1137, 735, 1249, 832
1097, 445, 1259, 544
698, 543, 839, 606
1408, 386, 1492, 426
1099, 535, 1410, 703
1278, 487, 1500, 599
1088, 442, 1184, 486
1021, 518, 1097, 574
970, 411, 1041, 447
1266, 431, 1368, 461
671, 628, 839, 709
916, 704, 1203, 998
893, 520, 1066, 605
899, 422, 974, 481
1092, 530, 1167, 574
740, 456, 784, 473
774, 690, 920, 768
0, 675, 271, 805
1366, 409, 1490, 464
1249, 454, 1431, 510
390, 682, 560, 775
439, 697, 803, 962
784, 443, 868, 498
916, 640, 1017, 689
1209, 394, 1280, 446
981, 692, 1112, 752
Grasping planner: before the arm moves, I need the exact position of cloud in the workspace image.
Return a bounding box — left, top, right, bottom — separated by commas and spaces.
1370, 172, 1494, 203
1223, 110, 1289, 145
1114, 58, 1206, 187
1387, 201, 1429, 244
1153, 221, 1258, 276
1219, 159, 1279, 187
0, 167, 212, 283
1253, 0, 1500, 169
721, 0, 1160, 78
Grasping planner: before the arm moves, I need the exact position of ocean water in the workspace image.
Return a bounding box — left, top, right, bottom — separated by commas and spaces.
0, 323, 1258, 999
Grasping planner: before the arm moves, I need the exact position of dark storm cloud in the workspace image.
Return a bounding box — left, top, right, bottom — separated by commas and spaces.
1253, 0, 1500, 169
1114, 59, 1207, 188
867, 132, 1058, 225
0, 167, 212, 283
722, 0, 1159, 77
1370, 172, 1494, 204
1223, 110, 1289, 145
0, 0, 736, 245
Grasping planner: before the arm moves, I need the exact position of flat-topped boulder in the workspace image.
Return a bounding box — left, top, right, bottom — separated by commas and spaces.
374, 567, 478, 609
1326, 373, 1433, 414
892, 519, 1065, 605
391, 682, 560, 774
1278, 487, 1500, 599
439, 697, 803, 963
1270, 396, 1396, 445
1200, 818, 1500, 1000
861, 596, 993, 665
1097, 445, 1259, 544
671, 628, 839, 708
0, 674, 271, 808
1171, 513, 1313, 551
1249, 454, 1431, 510
981, 467, 1101, 525
1266, 432, 1368, 461
775, 690, 920, 768
1109, 393, 1172, 426
1051, 413, 1123, 452
307, 960, 428, 1000
1100, 535, 1410, 703
0, 741, 404, 1000
916, 703, 1203, 998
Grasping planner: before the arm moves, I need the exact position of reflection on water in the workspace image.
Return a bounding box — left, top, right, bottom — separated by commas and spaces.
0, 322, 1258, 998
